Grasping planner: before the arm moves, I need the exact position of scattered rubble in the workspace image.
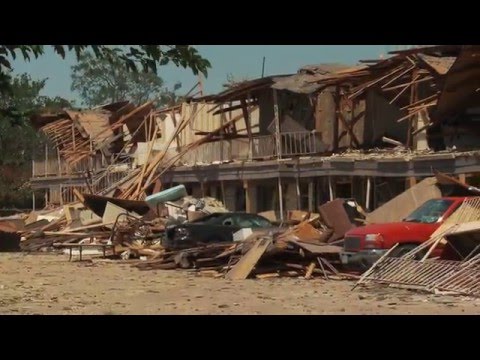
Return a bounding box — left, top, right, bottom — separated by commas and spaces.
0, 186, 364, 282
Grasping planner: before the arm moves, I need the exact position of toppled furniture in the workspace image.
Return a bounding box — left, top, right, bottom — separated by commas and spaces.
53, 242, 116, 261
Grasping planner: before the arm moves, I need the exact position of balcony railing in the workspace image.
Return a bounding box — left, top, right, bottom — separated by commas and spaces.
33, 131, 322, 181
32, 156, 92, 178
179, 131, 322, 164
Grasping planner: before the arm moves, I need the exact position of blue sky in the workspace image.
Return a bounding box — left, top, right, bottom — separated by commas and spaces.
12, 45, 390, 104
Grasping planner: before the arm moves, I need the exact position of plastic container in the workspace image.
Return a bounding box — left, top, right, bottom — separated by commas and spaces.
145, 185, 188, 207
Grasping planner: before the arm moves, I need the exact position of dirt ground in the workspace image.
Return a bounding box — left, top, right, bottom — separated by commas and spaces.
0, 252, 479, 314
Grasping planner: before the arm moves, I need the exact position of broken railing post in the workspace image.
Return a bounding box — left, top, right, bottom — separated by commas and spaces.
366, 177, 371, 211
351, 243, 399, 291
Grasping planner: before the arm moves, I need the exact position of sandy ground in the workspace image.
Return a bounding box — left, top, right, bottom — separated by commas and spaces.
0, 252, 479, 315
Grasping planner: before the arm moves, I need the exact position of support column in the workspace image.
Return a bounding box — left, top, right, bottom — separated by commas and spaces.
220, 181, 226, 205
408, 177, 417, 189
295, 177, 301, 210
277, 177, 284, 221
192, 184, 203, 198
459, 174, 466, 184
243, 180, 257, 214
333, 86, 340, 151
223, 184, 237, 211
328, 176, 334, 201
44, 143, 48, 177
32, 191, 36, 211
414, 110, 429, 150
285, 183, 298, 211
273, 89, 282, 159
366, 177, 371, 211
209, 184, 217, 199
308, 180, 314, 212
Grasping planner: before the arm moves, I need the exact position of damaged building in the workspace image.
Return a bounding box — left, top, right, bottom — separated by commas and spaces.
29, 45, 480, 220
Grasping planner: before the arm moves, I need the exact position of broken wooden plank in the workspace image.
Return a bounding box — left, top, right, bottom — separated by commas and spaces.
256, 273, 280, 279
225, 237, 272, 280
304, 262, 316, 279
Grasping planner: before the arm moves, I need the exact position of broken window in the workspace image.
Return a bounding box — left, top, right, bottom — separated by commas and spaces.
403, 199, 454, 224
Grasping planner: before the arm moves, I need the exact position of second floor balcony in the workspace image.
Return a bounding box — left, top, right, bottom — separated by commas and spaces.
32, 131, 324, 180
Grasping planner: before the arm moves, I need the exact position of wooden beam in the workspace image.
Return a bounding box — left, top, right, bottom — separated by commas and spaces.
338, 111, 360, 147
273, 89, 282, 159
221, 180, 226, 206
241, 98, 253, 159
278, 177, 284, 221
244, 180, 254, 213
296, 176, 301, 210
366, 177, 371, 210
389, 73, 420, 105
72, 188, 85, 204
407, 70, 419, 148
381, 64, 416, 89
333, 87, 340, 151
338, 110, 366, 143
212, 100, 258, 115
408, 177, 417, 188
383, 75, 433, 92
308, 180, 314, 212
328, 177, 334, 201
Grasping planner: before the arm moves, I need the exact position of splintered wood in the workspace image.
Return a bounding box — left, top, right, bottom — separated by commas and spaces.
120, 103, 259, 200
225, 237, 272, 280
131, 230, 349, 282
39, 101, 154, 171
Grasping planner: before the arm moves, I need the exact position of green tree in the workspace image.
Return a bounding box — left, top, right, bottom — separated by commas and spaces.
0, 73, 71, 208
71, 52, 182, 107
0, 45, 210, 94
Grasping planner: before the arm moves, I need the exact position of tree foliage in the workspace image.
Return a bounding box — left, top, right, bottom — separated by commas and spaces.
0, 73, 71, 207
71, 52, 182, 107
0, 45, 210, 94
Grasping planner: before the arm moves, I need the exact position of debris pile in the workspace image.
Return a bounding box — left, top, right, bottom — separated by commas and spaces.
13, 186, 229, 257
0, 182, 366, 282
134, 230, 354, 281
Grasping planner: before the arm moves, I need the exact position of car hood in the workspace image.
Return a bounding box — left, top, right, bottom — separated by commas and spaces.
346, 221, 436, 236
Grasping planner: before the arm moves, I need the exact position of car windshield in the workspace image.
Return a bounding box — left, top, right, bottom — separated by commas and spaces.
190, 213, 224, 224
403, 199, 454, 224
236, 215, 272, 228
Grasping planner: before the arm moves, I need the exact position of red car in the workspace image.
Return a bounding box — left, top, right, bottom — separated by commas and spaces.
340, 197, 468, 270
